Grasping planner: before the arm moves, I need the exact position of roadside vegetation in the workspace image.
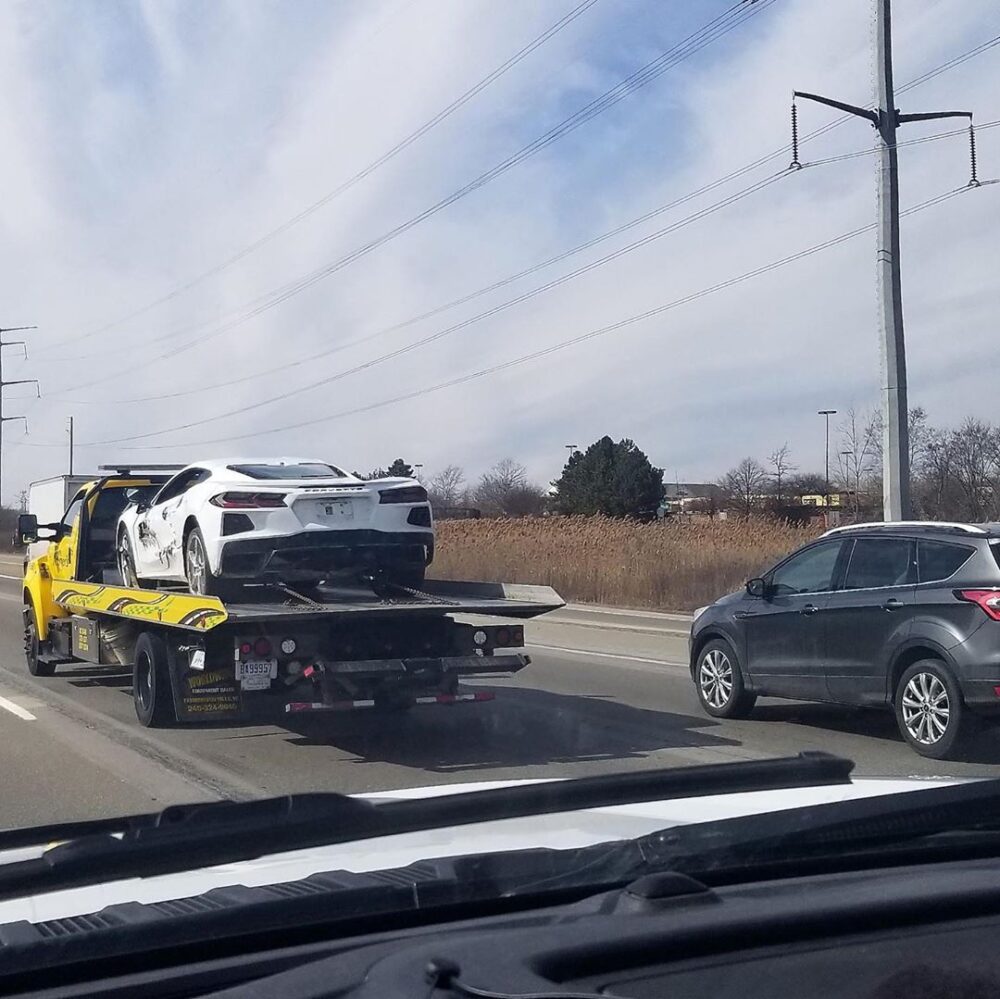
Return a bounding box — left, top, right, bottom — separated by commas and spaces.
431, 515, 819, 611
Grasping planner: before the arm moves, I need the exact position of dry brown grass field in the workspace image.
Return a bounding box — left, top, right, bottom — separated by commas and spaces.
431, 515, 821, 611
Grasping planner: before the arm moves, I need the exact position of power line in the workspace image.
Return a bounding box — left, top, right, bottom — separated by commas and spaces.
69, 116, 990, 434
44, 0, 776, 378
48, 17, 994, 409
73, 184, 979, 453
38, 0, 605, 355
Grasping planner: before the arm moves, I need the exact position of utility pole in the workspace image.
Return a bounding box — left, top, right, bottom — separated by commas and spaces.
0, 326, 39, 509
793, 0, 976, 522
67, 417, 75, 476
818, 410, 837, 512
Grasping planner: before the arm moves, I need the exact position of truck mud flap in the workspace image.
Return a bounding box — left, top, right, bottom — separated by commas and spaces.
165, 641, 245, 723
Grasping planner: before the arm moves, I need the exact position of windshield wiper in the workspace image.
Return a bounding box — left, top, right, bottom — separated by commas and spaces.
0, 752, 850, 900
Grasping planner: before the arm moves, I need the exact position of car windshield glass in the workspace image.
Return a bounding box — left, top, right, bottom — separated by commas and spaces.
9, 0, 1000, 926
228, 463, 346, 479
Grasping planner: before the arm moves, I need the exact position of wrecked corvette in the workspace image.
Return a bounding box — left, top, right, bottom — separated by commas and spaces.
116, 458, 434, 597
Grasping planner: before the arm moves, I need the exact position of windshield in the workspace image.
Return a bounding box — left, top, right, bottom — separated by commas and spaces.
3, 0, 998, 920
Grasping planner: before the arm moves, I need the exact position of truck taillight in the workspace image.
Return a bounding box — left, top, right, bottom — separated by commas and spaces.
210, 492, 286, 509
254, 637, 272, 657
957, 589, 1000, 620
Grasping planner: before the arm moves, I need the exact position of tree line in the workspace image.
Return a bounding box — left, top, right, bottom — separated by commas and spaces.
722, 407, 1000, 521
365, 437, 664, 519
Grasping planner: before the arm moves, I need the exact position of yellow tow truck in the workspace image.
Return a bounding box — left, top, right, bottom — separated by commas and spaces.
18, 466, 562, 728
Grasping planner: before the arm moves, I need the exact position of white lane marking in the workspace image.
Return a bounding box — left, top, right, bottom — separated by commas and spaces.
528, 643, 686, 668
0, 695, 36, 721
0, 573, 21, 581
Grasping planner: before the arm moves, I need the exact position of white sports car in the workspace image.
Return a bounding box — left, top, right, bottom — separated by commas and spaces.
116, 458, 434, 597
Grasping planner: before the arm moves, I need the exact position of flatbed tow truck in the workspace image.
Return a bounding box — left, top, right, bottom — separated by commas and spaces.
16, 468, 563, 727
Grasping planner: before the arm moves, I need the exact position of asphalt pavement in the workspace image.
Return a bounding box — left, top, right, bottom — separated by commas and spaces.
2, 560, 999, 832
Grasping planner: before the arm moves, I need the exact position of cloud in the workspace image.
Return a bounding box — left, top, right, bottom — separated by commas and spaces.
2, 0, 998, 501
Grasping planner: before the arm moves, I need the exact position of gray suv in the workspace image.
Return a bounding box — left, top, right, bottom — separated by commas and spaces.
689, 522, 1000, 759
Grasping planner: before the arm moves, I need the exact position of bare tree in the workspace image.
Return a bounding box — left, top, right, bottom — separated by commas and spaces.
721, 458, 767, 517
767, 443, 796, 505
948, 418, 1000, 521
475, 459, 546, 517
836, 408, 881, 517
427, 465, 465, 508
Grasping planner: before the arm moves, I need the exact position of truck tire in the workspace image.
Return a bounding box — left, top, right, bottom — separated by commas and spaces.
184, 525, 229, 599
133, 631, 175, 728
24, 604, 55, 677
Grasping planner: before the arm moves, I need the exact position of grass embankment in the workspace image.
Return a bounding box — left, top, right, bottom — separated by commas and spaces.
431, 515, 819, 611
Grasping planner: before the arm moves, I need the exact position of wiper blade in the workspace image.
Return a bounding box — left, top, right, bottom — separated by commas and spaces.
0, 752, 850, 900
624, 776, 1000, 882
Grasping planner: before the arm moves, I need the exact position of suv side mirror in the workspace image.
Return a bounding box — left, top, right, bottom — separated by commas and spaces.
15, 513, 38, 546
746, 577, 768, 599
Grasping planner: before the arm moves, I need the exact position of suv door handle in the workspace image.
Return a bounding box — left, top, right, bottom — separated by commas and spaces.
800, 603, 819, 616
883, 598, 904, 611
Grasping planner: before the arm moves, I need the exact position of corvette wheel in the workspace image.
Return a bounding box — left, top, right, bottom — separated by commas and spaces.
118, 532, 141, 588
184, 526, 229, 599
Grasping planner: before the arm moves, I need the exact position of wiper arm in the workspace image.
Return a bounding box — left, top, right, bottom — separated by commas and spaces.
0, 752, 851, 900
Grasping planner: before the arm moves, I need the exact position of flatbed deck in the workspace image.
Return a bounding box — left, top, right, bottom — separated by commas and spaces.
50, 578, 563, 631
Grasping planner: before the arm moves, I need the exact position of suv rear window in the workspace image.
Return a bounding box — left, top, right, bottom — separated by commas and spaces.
918, 540, 975, 583
229, 463, 346, 480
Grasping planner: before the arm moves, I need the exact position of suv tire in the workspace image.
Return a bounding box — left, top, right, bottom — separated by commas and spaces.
894, 660, 972, 760
695, 638, 756, 719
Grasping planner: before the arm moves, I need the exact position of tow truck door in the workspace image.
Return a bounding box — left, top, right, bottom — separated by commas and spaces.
49, 488, 87, 580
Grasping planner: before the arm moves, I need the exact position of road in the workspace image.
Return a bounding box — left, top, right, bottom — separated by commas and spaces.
2, 563, 1000, 831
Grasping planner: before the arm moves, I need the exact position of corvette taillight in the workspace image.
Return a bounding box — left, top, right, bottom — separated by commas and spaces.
210, 492, 287, 509
379, 486, 428, 504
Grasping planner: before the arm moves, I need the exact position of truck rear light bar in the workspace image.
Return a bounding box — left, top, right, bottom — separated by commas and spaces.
210, 492, 287, 509
285, 691, 494, 713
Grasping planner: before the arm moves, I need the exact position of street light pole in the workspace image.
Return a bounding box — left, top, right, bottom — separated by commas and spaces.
819, 410, 837, 512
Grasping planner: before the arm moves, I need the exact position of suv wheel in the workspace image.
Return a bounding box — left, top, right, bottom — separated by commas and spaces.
894, 660, 971, 760
696, 639, 756, 719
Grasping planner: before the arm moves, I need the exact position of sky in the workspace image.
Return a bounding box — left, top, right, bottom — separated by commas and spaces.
1, 0, 998, 501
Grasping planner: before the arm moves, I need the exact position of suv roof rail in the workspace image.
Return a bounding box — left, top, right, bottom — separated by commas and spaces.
823, 521, 988, 537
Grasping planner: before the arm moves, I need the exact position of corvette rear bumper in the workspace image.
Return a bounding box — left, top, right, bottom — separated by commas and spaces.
218, 529, 435, 579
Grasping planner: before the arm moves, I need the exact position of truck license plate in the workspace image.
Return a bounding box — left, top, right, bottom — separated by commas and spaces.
237, 659, 277, 690
319, 499, 353, 520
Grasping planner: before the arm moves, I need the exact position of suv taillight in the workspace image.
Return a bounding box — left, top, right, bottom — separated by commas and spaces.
957, 589, 1000, 620
210, 492, 286, 509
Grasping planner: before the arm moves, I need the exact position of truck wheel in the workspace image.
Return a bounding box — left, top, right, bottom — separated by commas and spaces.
184, 526, 228, 599
133, 632, 174, 727
895, 660, 971, 760
24, 605, 55, 677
